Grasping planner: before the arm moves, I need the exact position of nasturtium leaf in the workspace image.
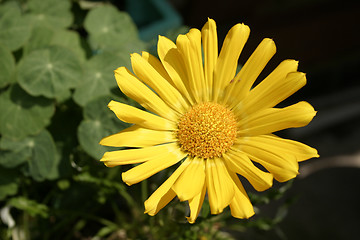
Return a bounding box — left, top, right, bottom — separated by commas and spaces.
78, 96, 130, 159
0, 167, 19, 200
17, 46, 83, 98
20, 130, 60, 181
8, 196, 49, 218
54, 89, 72, 104
78, 120, 111, 160
84, 5, 145, 53
24, 26, 86, 65
23, 26, 54, 55
0, 85, 54, 140
84, 5, 137, 38
0, 136, 33, 168
26, 0, 73, 28
73, 51, 130, 106
51, 30, 87, 62
0, 2, 31, 51
0, 45, 15, 88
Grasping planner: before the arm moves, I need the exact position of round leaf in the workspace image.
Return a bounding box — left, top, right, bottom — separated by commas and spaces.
18, 46, 83, 98
84, 5, 144, 53
78, 96, 130, 159
73, 51, 130, 106
1, 130, 60, 181
0, 136, 33, 168
0, 85, 54, 140
23, 26, 54, 55
78, 120, 112, 160
0, 45, 15, 88
0, 3, 31, 51
24, 26, 86, 64
85, 5, 137, 37
22, 130, 60, 181
51, 30, 86, 62
27, 0, 73, 28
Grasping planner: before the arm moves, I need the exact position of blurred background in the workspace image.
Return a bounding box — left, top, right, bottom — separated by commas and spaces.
0, 0, 359, 239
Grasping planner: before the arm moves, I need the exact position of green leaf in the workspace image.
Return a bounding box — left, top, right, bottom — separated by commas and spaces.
21, 130, 60, 181
51, 30, 87, 62
77, 120, 112, 160
26, 0, 73, 28
0, 167, 19, 200
0, 136, 33, 168
17, 46, 83, 98
22, 26, 54, 55
84, 5, 137, 38
84, 5, 145, 53
77, 96, 130, 159
24, 26, 86, 63
0, 44, 15, 88
0, 2, 32, 51
73, 51, 130, 106
0, 85, 54, 140
0, 130, 59, 181
8, 196, 49, 218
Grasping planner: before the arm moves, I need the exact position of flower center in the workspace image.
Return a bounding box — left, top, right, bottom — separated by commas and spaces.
176, 102, 237, 159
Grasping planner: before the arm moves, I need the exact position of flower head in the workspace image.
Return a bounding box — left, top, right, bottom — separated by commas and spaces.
100, 18, 319, 223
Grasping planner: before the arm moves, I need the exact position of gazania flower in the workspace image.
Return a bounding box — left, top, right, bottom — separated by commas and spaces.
100, 18, 319, 223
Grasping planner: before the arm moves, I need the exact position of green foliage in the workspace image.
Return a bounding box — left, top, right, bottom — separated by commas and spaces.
73, 52, 130, 106
0, 0, 293, 239
0, 85, 54, 139
78, 96, 129, 159
17, 46, 82, 99
0, 45, 15, 88
0, 2, 31, 51
84, 5, 145, 53
0, 167, 19, 200
26, 0, 73, 28
8, 196, 49, 218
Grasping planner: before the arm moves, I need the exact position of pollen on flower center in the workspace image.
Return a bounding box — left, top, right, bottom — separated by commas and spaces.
176, 102, 238, 159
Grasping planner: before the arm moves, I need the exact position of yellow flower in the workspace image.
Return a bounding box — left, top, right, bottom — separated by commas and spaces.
100, 18, 319, 223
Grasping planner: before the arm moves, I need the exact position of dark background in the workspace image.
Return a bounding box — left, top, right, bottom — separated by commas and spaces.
169, 0, 360, 239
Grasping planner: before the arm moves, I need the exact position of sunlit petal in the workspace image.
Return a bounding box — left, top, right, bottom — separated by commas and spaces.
108, 100, 176, 130
100, 125, 175, 148
172, 157, 205, 201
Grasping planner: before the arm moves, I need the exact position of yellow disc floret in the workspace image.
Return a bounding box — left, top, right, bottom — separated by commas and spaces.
176, 102, 237, 159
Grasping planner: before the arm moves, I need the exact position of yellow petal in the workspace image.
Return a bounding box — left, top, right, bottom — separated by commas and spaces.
248, 134, 319, 162
176, 32, 204, 102
108, 100, 176, 131
131, 53, 189, 114
100, 142, 179, 167
205, 158, 234, 214
100, 125, 175, 148
228, 170, 255, 219
236, 139, 299, 182
224, 150, 273, 191
238, 101, 317, 136
114, 67, 178, 121
187, 184, 206, 224
145, 158, 191, 216
141, 51, 173, 83
187, 28, 207, 100
213, 23, 250, 102
157, 36, 194, 105
224, 38, 276, 106
172, 157, 205, 201
201, 18, 218, 101
239, 61, 303, 115
122, 144, 186, 186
